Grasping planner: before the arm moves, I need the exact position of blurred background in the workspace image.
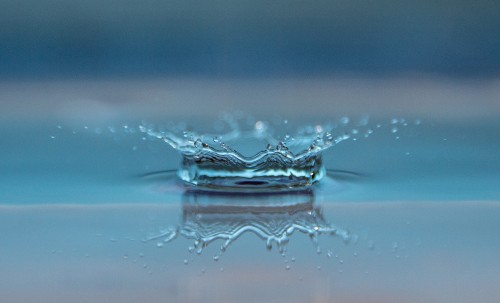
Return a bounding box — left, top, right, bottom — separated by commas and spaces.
2, 0, 500, 79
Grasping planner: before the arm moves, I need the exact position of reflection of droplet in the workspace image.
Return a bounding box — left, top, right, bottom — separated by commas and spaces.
368, 240, 375, 250
392, 242, 399, 252
147, 190, 351, 257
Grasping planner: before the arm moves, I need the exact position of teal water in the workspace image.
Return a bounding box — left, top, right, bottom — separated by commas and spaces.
2, 117, 498, 203
1, 78, 500, 303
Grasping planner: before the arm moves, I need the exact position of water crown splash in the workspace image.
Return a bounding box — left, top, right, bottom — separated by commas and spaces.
139, 116, 365, 191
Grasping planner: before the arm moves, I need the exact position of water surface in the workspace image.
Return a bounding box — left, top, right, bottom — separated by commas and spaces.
1, 78, 499, 303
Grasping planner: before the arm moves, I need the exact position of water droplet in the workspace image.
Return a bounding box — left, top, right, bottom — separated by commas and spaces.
183, 259, 188, 265
358, 116, 369, 126
285, 265, 291, 270
213, 255, 220, 262
254, 121, 264, 131
391, 127, 398, 133
325, 131, 334, 141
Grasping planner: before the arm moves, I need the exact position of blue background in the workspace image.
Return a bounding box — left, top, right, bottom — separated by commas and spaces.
2, 0, 500, 78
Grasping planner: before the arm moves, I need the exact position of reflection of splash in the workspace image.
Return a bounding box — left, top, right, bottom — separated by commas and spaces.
147, 190, 351, 255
